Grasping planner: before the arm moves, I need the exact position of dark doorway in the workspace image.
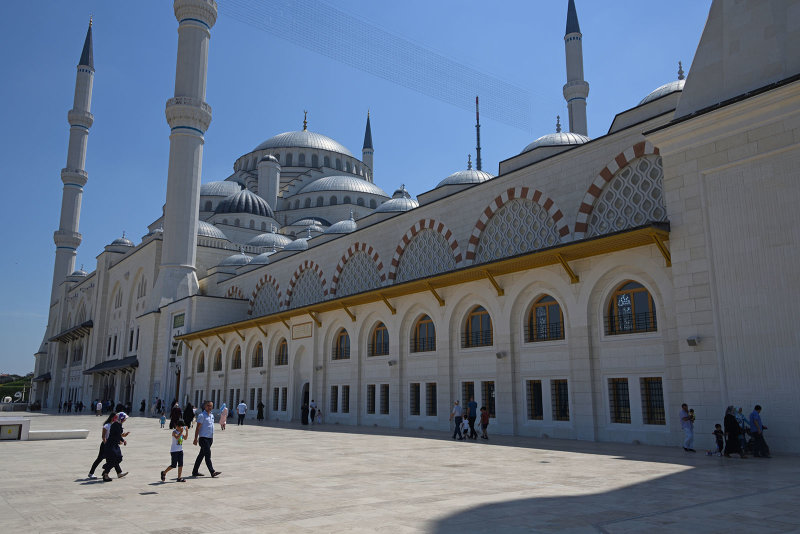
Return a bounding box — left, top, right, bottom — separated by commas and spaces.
302, 382, 309, 407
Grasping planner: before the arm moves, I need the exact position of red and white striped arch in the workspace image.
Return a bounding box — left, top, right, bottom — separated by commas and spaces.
388, 218, 462, 282
330, 242, 386, 296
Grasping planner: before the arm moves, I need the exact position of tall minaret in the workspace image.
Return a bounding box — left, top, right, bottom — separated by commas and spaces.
362, 111, 373, 181
50, 20, 94, 303
150, 0, 217, 310
475, 96, 482, 171
562, 0, 589, 136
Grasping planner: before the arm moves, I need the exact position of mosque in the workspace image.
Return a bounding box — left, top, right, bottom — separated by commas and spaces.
32, 0, 800, 452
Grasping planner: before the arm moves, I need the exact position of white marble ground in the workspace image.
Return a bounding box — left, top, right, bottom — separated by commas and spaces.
0, 413, 798, 533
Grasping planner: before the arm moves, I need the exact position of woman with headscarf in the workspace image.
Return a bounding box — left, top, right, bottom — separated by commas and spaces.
724, 406, 747, 458
169, 400, 182, 429
102, 412, 130, 481
219, 403, 228, 430
87, 413, 117, 479
183, 402, 195, 429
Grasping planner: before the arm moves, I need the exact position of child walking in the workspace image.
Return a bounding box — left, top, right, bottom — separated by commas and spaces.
160, 413, 166, 428
161, 419, 188, 482
712, 424, 725, 456
480, 406, 490, 440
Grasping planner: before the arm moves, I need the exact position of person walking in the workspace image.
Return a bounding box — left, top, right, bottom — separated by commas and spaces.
467, 396, 478, 440
101, 412, 129, 482
219, 403, 228, 430
724, 405, 747, 458
257, 400, 265, 421
301, 404, 309, 425
480, 406, 490, 440
309, 400, 317, 424
183, 402, 195, 430
679, 403, 695, 452
139, 399, 146, 417
88, 413, 118, 479
96, 400, 102, 416
192, 400, 221, 478
169, 401, 181, 430
749, 405, 771, 458
160, 418, 188, 483
236, 400, 247, 426
450, 400, 464, 440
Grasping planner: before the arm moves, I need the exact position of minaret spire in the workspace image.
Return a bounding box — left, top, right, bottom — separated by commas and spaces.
50, 19, 95, 303
563, 0, 589, 136
475, 96, 482, 171
362, 110, 374, 181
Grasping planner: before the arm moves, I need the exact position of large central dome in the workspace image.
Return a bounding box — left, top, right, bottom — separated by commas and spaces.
253, 130, 354, 158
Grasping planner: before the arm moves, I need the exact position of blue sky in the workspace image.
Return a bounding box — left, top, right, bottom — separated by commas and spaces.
0, 1, 711, 374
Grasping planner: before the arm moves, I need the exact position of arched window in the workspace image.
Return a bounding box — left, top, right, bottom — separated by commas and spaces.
304, 198, 311, 208
332, 329, 350, 360
113, 290, 123, 309
252, 343, 263, 367
527, 296, 564, 342
273, 153, 280, 162
343, 196, 351, 205
370, 199, 377, 209
275, 339, 288, 366
411, 315, 435, 352
345, 161, 351, 173
285, 153, 293, 166
293, 200, 300, 210
607, 281, 657, 335
197, 353, 205, 373
330, 196, 338, 206
323, 155, 330, 167
261, 222, 267, 231
311, 154, 319, 167
231, 346, 242, 369
336, 158, 342, 170
316, 196, 324, 207
234, 218, 241, 227
222, 218, 228, 225
463, 306, 492, 348
249, 220, 255, 229
213, 350, 222, 371
204, 201, 212, 211
298, 153, 306, 166
357, 197, 365, 206
137, 277, 147, 299
369, 322, 389, 356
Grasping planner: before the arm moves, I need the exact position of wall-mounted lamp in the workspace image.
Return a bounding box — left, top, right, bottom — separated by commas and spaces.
314, 365, 323, 371
259, 370, 267, 376
387, 360, 397, 367
686, 336, 700, 347
495, 351, 507, 359
217, 373, 224, 378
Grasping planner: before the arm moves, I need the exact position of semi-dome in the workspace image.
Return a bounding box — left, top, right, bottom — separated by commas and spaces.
325, 216, 357, 234
250, 251, 275, 265
639, 79, 685, 105
109, 234, 134, 247
246, 231, 293, 248
70, 268, 88, 277
197, 221, 228, 240
296, 175, 388, 197
219, 252, 252, 267
283, 237, 309, 251
436, 168, 494, 188
253, 130, 354, 158
373, 185, 419, 213
215, 189, 274, 218
200, 181, 243, 197
289, 217, 331, 227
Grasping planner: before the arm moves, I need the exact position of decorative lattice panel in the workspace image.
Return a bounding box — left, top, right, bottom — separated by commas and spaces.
252, 284, 280, 317
336, 252, 382, 297
475, 198, 560, 263
289, 269, 324, 309
395, 229, 456, 283
587, 156, 666, 237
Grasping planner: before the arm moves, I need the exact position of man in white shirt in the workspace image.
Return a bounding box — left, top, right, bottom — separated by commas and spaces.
236, 400, 247, 426
192, 400, 221, 478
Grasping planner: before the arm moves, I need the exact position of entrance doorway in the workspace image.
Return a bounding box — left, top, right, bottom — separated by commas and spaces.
301, 382, 309, 408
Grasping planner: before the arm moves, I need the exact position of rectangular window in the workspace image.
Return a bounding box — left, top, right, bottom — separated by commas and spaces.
107, 337, 111, 357
250, 388, 256, 410
461, 381, 475, 406
281, 387, 287, 412
425, 383, 437, 416
481, 381, 496, 418
172, 313, 185, 329
229, 389, 235, 413
330, 385, 339, 413
608, 378, 631, 424
640, 377, 666, 425
113, 335, 117, 355
380, 384, 390, 415
236, 389, 241, 407
526, 380, 543, 420
135, 328, 139, 351
409, 383, 420, 416
257, 388, 263, 409
129, 330, 134, 352
551, 379, 570, 421
341, 385, 350, 414
273, 388, 279, 411
367, 384, 376, 414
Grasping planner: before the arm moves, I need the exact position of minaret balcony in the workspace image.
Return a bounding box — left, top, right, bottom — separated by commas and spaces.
61, 168, 89, 187
67, 109, 94, 129
53, 230, 82, 249
174, 0, 218, 28
166, 96, 212, 133
563, 80, 589, 100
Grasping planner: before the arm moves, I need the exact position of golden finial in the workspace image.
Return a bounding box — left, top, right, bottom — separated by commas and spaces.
303, 110, 308, 131
89, 15, 93, 27
556, 115, 562, 133
367, 109, 370, 118
678, 61, 685, 80
467, 154, 472, 170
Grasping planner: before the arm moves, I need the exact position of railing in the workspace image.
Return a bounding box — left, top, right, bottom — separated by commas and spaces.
368, 342, 389, 357
410, 338, 436, 353
461, 330, 493, 348
605, 312, 657, 335
331, 347, 350, 360
524, 321, 565, 342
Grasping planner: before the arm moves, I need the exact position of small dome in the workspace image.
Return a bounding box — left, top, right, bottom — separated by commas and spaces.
296, 175, 389, 197
110, 234, 134, 247
197, 221, 228, 240
70, 268, 88, 277
325, 217, 357, 234
259, 154, 279, 164
250, 252, 274, 265
284, 238, 309, 251
246, 231, 293, 248
219, 252, 252, 267
639, 79, 685, 105
374, 187, 419, 213
289, 217, 330, 227
304, 224, 325, 234
436, 168, 494, 188
215, 189, 275, 218
521, 131, 590, 153
254, 130, 355, 158
200, 181, 243, 197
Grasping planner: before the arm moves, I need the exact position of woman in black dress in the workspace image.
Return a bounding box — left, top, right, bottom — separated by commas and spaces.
102, 412, 130, 481
183, 402, 194, 429
301, 404, 309, 425
724, 406, 747, 458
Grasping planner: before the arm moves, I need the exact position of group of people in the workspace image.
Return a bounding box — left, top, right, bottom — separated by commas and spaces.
680, 402, 771, 458
87, 400, 223, 483
300, 400, 323, 425
450, 397, 490, 441
58, 400, 84, 413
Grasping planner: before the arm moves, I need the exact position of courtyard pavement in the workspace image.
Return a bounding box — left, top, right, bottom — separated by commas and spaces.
1, 412, 799, 533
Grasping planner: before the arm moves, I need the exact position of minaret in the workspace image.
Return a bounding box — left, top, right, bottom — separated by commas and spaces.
475, 96, 482, 171
50, 20, 94, 303
362, 111, 374, 181
562, 0, 589, 136
150, 0, 217, 310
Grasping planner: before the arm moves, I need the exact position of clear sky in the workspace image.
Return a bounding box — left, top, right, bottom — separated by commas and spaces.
0, 1, 712, 375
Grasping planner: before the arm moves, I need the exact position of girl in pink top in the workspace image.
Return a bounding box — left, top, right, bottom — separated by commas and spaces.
219, 403, 228, 430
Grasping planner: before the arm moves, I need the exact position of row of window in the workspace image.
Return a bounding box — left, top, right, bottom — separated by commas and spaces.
290, 195, 378, 211
237, 152, 366, 176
